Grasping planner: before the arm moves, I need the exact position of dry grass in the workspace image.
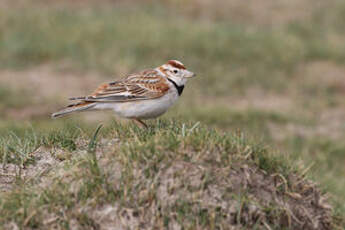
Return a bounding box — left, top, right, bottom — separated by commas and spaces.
0, 122, 337, 229
0, 0, 345, 228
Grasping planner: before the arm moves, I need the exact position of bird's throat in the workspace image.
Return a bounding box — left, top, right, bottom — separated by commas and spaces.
167, 78, 184, 96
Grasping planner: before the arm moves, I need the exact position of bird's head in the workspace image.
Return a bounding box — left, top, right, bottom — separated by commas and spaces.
157, 60, 196, 86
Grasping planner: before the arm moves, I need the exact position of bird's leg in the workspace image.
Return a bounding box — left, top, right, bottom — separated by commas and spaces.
132, 119, 148, 129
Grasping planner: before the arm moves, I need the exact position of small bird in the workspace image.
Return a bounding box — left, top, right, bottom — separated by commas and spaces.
52, 60, 195, 128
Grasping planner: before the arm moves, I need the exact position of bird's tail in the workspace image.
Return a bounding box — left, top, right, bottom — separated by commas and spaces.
51, 101, 96, 118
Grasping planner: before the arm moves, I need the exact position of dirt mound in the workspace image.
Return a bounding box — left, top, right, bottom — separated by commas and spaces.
0, 124, 338, 229
86, 161, 332, 230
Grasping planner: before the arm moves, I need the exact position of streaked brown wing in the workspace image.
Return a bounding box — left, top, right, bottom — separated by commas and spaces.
70, 69, 170, 102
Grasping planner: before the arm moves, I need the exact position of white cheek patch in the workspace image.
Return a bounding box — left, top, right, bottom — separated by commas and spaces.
169, 75, 187, 87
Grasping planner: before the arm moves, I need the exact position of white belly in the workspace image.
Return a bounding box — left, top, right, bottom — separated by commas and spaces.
94, 90, 179, 119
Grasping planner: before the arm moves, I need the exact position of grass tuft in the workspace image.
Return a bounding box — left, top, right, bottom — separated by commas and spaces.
0, 120, 339, 228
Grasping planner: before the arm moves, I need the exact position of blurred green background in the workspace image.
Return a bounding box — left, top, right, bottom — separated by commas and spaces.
1, 0, 345, 215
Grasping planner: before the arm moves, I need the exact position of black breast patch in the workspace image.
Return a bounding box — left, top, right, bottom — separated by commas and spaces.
167, 78, 184, 96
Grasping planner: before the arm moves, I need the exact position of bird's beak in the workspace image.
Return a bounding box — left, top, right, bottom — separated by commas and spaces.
185, 70, 196, 78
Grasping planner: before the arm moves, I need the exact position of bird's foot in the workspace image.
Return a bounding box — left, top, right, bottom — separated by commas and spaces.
132, 119, 148, 129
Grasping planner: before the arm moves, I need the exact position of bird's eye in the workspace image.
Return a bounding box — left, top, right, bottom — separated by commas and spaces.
173, 70, 178, 74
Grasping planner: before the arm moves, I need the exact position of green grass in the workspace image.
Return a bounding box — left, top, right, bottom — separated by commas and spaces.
0, 87, 32, 110
0, 120, 334, 229
0, 0, 345, 228
1, 3, 345, 93
284, 136, 345, 212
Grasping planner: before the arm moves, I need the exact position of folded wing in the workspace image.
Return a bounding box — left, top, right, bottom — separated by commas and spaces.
70, 69, 170, 103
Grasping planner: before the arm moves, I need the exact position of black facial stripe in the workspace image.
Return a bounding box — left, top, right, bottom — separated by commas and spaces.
167, 78, 184, 96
